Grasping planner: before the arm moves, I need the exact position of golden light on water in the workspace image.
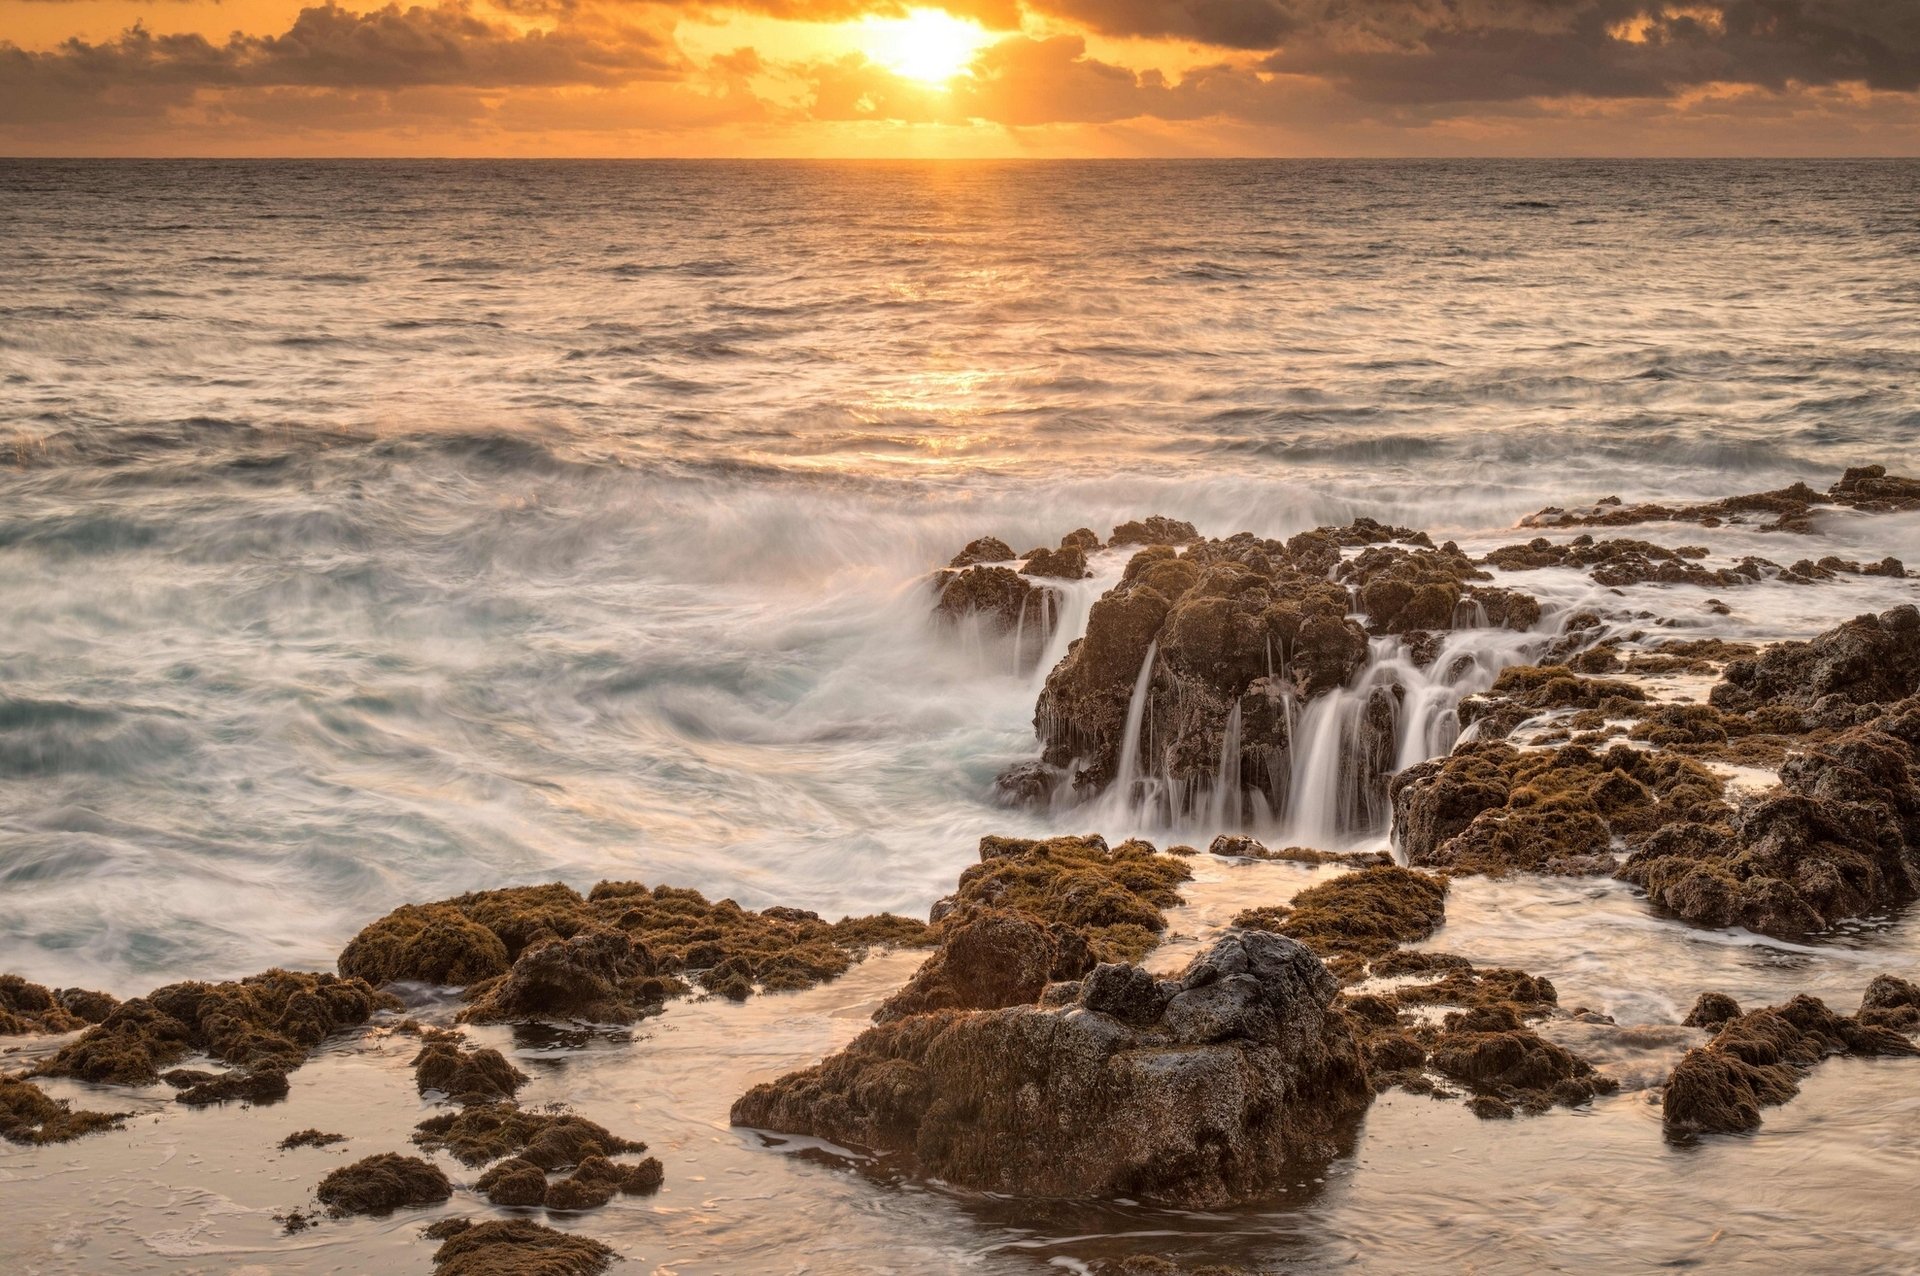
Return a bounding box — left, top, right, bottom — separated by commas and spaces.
858, 9, 994, 85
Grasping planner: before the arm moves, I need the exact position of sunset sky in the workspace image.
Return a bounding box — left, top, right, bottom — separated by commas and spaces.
3, 0, 1917, 156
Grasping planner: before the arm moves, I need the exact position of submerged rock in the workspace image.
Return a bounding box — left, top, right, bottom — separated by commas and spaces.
1662, 993, 1917, 1136
315, 1152, 452, 1216
412, 1104, 644, 1170
0, 1075, 126, 1145
0, 975, 118, 1036
38, 969, 397, 1087
280, 1128, 347, 1149
732, 929, 1370, 1208
429, 1218, 615, 1276
175, 1067, 290, 1106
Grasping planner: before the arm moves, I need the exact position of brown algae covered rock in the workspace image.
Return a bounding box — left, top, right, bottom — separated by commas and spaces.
1618, 697, 1920, 936
732, 929, 1370, 1208
38, 968, 398, 1087
337, 904, 512, 987
1711, 605, 1920, 715
340, 882, 930, 1017
0, 975, 119, 1035
0, 1074, 127, 1144
1232, 865, 1448, 980
413, 1104, 645, 1170
430, 1218, 615, 1276
414, 1033, 529, 1104
315, 1152, 453, 1216
1662, 993, 1917, 1137
280, 1128, 348, 1149
1110, 515, 1199, 547
1392, 739, 1728, 877
935, 834, 1191, 963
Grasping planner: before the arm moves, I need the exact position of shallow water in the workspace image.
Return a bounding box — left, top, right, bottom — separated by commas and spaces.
2, 159, 1919, 1273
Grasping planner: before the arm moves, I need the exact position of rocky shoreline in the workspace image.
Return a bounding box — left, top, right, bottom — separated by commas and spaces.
5, 467, 1920, 1274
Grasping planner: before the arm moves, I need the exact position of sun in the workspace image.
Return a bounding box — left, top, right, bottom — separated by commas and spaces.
860, 9, 993, 86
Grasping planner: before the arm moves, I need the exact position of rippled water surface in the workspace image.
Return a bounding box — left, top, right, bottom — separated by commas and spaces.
2, 159, 1919, 1274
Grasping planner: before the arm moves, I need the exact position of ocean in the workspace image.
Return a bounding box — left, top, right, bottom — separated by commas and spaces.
3, 159, 1919, 1273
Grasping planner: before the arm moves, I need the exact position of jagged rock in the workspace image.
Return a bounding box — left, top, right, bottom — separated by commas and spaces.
315, 1153, 452, 1216
731, 929, 1369, 1208
932, 565, 1060, 668
949, 536, 1014, 567
1483, 535, 1798, 589
1061, 527, 1103, 552
1618, 698, 1920, 936
1337, 543, 1540, 635
1860, 974, 1920, 1032
1456, 664, 1649, 741
1662, 993, 1917, 1136
1236, 866, 1448, 980
937, 834, 1189, 964
461, 927, 674, 1025
1711, 606, 1920, 714
37, 969, 396, 1087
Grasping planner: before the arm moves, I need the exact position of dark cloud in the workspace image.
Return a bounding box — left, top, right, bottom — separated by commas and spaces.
0, 2, 675, 120
1032, 0, 1920, 101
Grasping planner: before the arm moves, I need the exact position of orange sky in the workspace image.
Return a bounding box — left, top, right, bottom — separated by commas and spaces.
3, 0, 1918, 155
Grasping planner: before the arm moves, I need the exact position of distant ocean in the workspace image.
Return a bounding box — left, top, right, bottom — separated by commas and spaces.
3, 159, 1918, 991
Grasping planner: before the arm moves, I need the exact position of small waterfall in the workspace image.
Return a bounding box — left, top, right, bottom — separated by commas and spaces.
1110, 639, 1159, 805
1208, 700, 1243, 828
1082, 624, 1545, 847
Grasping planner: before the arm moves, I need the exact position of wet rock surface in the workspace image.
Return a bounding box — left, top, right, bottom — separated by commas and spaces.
1232, 866, 1448, 980
1662, 991, 1918, 1136
733, 928, 1370, 1207
280, 1128, 348, 1149
413, 1104, 646, 1170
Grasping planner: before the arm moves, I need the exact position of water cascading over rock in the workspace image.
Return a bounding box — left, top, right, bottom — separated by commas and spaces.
995, 520, 1547, 842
